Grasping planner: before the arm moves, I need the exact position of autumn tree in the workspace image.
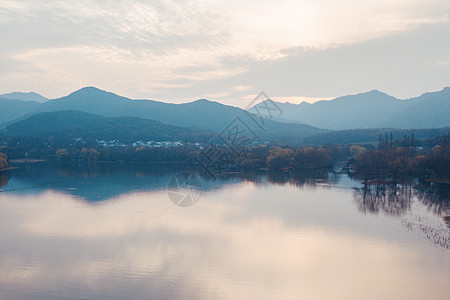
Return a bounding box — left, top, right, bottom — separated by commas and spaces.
56, 149, 69, 161
80, 148, 100, 162
266, 148, 294, 170
292, 147, 329, 169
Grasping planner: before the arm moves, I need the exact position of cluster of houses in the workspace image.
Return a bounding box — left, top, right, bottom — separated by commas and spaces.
96, 140, 126, 147
131, 141, 184, 148
94, 139, 203, 149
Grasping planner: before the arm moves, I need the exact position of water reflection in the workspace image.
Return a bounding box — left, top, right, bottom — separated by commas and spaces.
353, 181, 450, 248
353, 183, 413, 216
265, 170, 330, 187
1, 184, 450, 299
5, 163, 334, 202
5, 163, 239, 201
353, 180, 450, 219
0, 172, 8, 188
415, 182, 450, 223
0, 164, 449, 299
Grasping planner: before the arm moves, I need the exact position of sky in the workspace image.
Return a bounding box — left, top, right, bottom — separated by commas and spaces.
0, 0, 449, 107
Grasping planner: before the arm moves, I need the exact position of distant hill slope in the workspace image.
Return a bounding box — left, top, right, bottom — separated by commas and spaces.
303, 127, 450, 145
0, 99, 41, 128
387, 88, 450, 128
4, 110, 213, 143
1, 87, 325, 144
40, 87, 321, 133
258, 88, 450, 130
0, 92, 48, 103
2, 86, 448, 144
4, 110, 448, 147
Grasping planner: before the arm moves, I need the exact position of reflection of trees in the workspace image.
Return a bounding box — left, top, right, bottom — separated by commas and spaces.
19, 162, 198, 179
407, 181, 450, 248
414, 181, 450, 225
0, 172, 9, 189
353, 183, 413, 216
30, 163, 331, 190
266, 170, 329, 188
233, 170, 330, 189
354, 180, 450, 247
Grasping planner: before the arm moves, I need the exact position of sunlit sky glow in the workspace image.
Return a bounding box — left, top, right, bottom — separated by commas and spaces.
0, 0, 449, 106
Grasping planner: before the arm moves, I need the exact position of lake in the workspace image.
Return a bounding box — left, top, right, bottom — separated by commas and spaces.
0, 163, 449, 299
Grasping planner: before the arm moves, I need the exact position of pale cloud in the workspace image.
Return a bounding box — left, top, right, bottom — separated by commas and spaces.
0, 0, 449, 101
432, 60, 450, 66
233, 85, 252, 92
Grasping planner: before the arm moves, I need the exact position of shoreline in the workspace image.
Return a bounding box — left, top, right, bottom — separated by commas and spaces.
0, 167, 19, 172
8, 159, 47, 164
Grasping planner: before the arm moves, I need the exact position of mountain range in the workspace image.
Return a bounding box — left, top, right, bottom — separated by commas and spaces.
4, 110, 215, 144
0, 86, 448, 145
0, 87, 324, 145
0, 91, 48, 103
259, 88, 450, 130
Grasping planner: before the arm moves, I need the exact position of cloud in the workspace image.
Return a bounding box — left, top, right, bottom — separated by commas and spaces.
0, 0, 448, 100
431, 60, 450, 66
181, 21, 450, 107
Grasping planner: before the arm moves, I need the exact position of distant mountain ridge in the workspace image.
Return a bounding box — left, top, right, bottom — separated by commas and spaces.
256, 88, 450, 130
0, 87, 325, 145
0, 86, 448, 145
4, 110, 213, 143
0, 91, 48, 103
4, 110, 447, 147
303, 127, 450, 145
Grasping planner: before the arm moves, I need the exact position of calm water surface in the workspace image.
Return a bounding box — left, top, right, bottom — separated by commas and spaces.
0, 163, 449, 299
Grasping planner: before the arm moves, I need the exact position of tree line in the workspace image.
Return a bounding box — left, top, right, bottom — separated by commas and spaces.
352, 134, 449, 183
0, 134, 448, 182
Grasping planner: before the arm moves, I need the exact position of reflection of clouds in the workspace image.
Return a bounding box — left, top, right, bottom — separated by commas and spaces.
0, 185, 450, 299
10, 164, 330, 202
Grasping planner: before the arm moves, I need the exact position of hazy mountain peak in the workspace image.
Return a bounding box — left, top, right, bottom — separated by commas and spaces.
0, 91, 48, 103
190, 98, 225, 107
331, 89, 396, 105
348, 89, 392, 98
366, 89, 385, 95
54, 86, 133, 105
192, 98, 210, 103
68, 86, 110, 96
